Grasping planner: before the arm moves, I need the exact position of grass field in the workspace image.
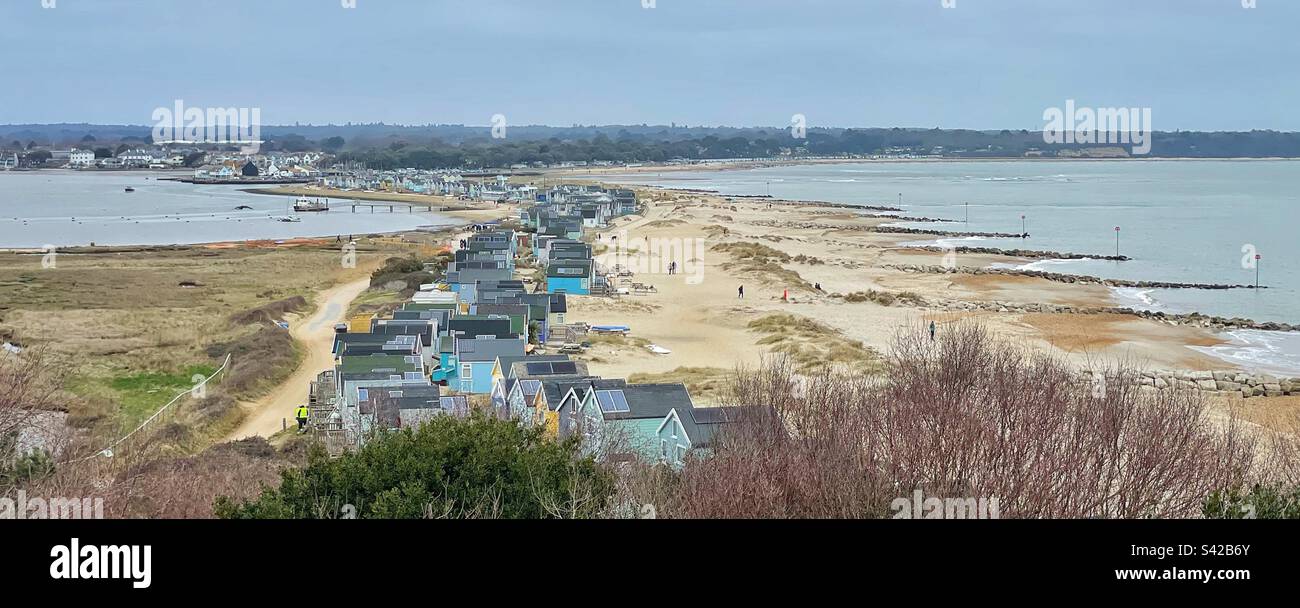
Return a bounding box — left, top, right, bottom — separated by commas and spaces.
0, 240, 415, 447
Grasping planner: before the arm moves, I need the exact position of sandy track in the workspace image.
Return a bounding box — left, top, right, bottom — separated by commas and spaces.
225, 277, 371, 441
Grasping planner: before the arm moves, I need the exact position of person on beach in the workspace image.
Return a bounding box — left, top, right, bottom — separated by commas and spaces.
929, 321, 937, 341
738, 285, 744, 299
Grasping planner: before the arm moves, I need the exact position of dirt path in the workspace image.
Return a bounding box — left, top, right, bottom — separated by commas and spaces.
225, 277, 371, 440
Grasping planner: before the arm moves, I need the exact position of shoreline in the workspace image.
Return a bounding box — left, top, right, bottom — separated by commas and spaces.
546, 155, 1300, 178
573, 175, 1299, 379
587, 173, 1293, 326
0, 184, 510, 251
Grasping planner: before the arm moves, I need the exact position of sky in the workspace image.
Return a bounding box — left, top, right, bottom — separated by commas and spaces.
0, 0, 1296, 130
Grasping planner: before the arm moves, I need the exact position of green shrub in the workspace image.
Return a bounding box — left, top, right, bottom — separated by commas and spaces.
214, 414, 614, 519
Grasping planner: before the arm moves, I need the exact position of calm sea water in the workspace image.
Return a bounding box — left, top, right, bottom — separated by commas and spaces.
599, 160, 1300, 374
0, 170, 458, 248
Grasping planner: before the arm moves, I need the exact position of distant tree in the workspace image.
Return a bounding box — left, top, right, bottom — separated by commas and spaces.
93, 147, 113, 159
25, 141, 37, 150
321, 136, 345, 153
214, 414, 614, 519
25, 150, 51, 164
114, 143, 129, 156
80, 134, 96, 143
183, 152, 207, 167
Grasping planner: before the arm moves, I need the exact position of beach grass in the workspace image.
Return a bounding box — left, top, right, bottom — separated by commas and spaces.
748, 313, 882, 373
627, 366, 733, 404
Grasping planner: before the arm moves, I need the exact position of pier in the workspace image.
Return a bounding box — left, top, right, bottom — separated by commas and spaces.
349, 202, 443, 213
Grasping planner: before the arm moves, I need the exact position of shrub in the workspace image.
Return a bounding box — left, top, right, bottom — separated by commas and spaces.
648, 322, 1256, 518
1204, 484, 1300, 519
214, 413, 614, 519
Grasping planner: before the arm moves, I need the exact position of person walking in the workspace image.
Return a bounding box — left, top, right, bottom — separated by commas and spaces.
295, 404, 309, 432
929, 321, 937, 342
738, 285, 744, 300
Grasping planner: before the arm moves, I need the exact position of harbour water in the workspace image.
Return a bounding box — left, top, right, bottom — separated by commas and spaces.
597, 160, 1300, 374
0, 170, 458, 248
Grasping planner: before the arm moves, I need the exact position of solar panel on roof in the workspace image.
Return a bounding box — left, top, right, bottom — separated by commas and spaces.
596, 390, 629, 413
553, 362, 577, 374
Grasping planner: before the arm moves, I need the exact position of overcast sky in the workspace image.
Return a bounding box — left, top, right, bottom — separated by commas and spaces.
0, 0, 1295, 130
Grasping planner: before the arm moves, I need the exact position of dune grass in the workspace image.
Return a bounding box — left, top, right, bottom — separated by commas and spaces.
747, 313, 882, 374
627, 366, 732, 404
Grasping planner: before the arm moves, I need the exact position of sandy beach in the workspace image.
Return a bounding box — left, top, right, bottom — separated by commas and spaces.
555, 182, 1246, 399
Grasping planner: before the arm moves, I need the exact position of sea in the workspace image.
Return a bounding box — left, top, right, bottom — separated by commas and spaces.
592, 160, 1300, 375
0, 170, 458, 248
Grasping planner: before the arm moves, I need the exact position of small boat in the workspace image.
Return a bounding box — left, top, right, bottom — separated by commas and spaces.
273, 215, 301, 223
124, 187, 135, 192
292, 196, 329, 212
590, 324, 631, 335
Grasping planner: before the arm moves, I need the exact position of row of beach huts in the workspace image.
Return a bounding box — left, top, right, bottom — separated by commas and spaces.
303, 185, 757, 467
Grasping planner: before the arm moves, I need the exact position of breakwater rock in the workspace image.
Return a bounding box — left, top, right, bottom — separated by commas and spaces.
885, 263, 1263, 290
1081, 369, 1300, 398
912, 246, 1130, 261
873, 226, 1026, 238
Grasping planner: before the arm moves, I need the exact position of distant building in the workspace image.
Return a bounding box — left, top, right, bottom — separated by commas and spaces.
69, 149, 95, 167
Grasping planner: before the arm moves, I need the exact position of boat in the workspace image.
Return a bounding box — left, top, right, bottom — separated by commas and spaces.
590, 324, 631, 335
292, 196, 329, 212
124, 187, 135, 192
273, 215, 301, 223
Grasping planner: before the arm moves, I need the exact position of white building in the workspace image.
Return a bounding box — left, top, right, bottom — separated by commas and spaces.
69, 149, 96, 167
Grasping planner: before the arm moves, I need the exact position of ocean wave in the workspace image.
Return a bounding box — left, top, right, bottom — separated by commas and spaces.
987, 257, 1091, 272
1109, 286, 1163, 311
1189, 330, 1300, 377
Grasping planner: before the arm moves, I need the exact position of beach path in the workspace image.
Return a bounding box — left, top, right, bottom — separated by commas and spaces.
225, 276, 371, 441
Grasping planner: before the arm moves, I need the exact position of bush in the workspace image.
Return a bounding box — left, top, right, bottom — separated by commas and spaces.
639, 322, 1256, 519
228, 296, 308, 326
214, 413, 614, 519
1204, 484, 1300, 519
370, 255, 428, 286
0, 449, 55, 485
